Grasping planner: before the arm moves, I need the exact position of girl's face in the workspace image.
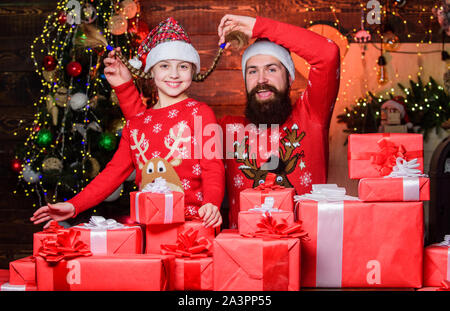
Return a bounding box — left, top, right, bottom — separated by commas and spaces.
151, 60, 194, 100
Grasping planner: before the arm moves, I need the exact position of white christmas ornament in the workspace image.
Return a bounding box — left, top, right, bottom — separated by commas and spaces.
104, 183, 123, 202
22, 165, 40, 183
69, 92, 89, 111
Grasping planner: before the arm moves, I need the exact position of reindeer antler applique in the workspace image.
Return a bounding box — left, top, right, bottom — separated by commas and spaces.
140, 122, 191, 192
233, 124, 305, 188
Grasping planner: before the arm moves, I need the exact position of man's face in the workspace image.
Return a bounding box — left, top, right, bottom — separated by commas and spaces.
244, 54, 292, 126
245, 54, 290, 99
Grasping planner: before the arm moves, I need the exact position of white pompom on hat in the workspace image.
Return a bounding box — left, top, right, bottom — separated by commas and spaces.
241, 39, 295, 83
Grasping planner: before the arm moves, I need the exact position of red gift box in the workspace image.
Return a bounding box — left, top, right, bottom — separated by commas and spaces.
36, 254, 174, 291
33, 221, 64, 256
9, 256, 35, 285
348, 133, 423, 179
213, 232, 300, 291
423, 241, 450, 287
239, 187, 294, 213
130, 190, 184, 225
145, 219, 215, 254
358, 177, 430, 202
238, 211, 295, 235
170, 257, 213, 291
71, 217, 143, 255
297, 199, 423, 288
0, 282, 37, 291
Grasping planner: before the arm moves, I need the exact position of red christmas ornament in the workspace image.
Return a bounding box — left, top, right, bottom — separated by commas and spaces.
43, 55, 57, 71
58, 11, 67, 25
11, 158, 22, 173
66, 61, 82, 77
128, 18, 149, 46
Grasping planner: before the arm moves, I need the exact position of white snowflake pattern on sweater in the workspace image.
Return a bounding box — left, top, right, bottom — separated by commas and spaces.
233, 175, 244, 188
300, 171, 312, 187
192, 164, 201, 176
196, 191, 203, 202
181, 178, 191, 190
168, 109, 179, 119
153, 123, 162, 133
144, 115, 152, 124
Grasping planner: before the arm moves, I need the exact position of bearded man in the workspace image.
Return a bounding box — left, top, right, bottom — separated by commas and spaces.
217, 15, 340, 228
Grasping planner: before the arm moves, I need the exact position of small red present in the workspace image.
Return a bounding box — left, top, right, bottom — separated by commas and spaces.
358, 177, 430, 202
71, 216, 143, 255
33, 221, 64, 256
297, 198, 423, 288
145, 218, 215, 254
213, 230, 304, 291
238, 211, 295, 235
424, 237, 450, 287
130, 189, 184, 225
9, 256, 35, 285
239, 173, 294, 212
160, 227, 213, 290
348, 133, 423, 179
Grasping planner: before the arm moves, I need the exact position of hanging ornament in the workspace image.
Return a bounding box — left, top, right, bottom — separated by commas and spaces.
58, 11, 67, 25
42, 157, 63, 173
45, 96, 59, 126
98, 132, 117, 151
104, 183, 123, 202
22, 165, 40, 184
108, 14, 128, 35
42, 69, 58, 83
53, 87, 68, 107
43, 55, 57, 71
83, 157, 101, 179
69, 92, 89, 110
66, 61, 82, 77
82, 3, 97, 24
382, 30, 400, 52
11, 158, 22, 173
377, 55, 389, 85
119, 0, 138, 19
36, 129, 53, 147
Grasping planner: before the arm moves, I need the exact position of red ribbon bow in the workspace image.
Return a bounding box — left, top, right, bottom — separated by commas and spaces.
38, 227, 92, 264
243, 212, 310, 241
43, 220, 65, 234
255, 173, 285, 191
436, 280, 450, 291
371, 138, 408, 176
161, 228, 212, 258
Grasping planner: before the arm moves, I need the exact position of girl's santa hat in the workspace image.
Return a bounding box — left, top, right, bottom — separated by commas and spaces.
129, 17, 200, 73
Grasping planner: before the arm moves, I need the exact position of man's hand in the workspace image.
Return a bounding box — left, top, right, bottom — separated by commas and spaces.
198, 203, 222, 228
103, 47, 133, 87
217, 14, 256, 48
30, 202, 75, 229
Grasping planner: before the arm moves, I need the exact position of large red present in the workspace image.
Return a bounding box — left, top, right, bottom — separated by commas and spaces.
160, 227, 213, 290
239, 174, 294, 212
71, 216, 143, 255
145, 218, 215, 254
33, 221, 65, 256
238, 211, 295, 235
358, 177, 430, 202
213, 232, 300, 291
9, 256, 35, 285
130, 189, 184, 225
35, 226, 174, 291
348, 133, 423, 179
296, 198, 423, 288
423, 237, 450, 286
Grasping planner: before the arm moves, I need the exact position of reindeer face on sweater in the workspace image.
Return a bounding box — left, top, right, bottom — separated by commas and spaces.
141, 157, 184, 193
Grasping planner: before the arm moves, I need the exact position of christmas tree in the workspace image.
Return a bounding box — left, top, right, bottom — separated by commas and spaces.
13, 0, 148, 220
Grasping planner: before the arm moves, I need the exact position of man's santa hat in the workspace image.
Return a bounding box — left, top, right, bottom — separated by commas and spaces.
381, 96, 413, 128
129, 17, 200, 73
241, 39, 295, 83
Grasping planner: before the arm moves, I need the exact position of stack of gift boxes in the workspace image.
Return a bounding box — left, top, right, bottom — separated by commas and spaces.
1, 133, 450, 291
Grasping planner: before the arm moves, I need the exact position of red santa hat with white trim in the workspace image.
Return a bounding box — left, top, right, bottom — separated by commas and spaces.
128, 17, 201, 73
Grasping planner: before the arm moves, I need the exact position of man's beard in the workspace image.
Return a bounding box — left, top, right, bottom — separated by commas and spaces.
245, 83, 292, 126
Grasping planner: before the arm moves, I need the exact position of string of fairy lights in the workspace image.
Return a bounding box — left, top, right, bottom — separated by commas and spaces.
13, 0, 143, 207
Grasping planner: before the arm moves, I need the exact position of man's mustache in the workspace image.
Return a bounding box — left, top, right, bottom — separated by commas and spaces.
248, 83, 280, 98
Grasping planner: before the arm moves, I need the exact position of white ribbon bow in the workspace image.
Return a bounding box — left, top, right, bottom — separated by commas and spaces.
141, 177, 171, 193
385, 157, 427, 178
437, 235, 450, 246
81, 215, 125, 230
248, 196, 282, 213
294, 184, 359, 202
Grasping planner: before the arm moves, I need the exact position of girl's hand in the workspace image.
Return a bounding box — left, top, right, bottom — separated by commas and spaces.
30, 202, 75, 229
103, 47, 133, 87
198, 203, 222, 228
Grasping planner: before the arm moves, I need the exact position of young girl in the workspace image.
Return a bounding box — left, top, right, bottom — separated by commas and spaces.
31, 17, 225, 229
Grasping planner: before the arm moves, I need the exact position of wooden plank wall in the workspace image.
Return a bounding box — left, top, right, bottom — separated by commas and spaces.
0, 0, 441, 268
